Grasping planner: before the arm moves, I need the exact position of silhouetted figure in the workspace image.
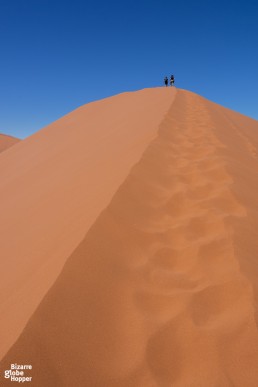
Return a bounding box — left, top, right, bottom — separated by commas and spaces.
164, 76, 168, 87
170, 75, 175, 86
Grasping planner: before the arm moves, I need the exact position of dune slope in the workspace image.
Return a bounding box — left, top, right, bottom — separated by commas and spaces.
1, 89, 258, 386
0, 88, 175, 362
0, 134, 20, 153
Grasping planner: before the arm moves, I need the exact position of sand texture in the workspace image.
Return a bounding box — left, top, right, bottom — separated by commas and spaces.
0, 88, 175, 361
1, 88, 258, 386
0, 134, 20, 153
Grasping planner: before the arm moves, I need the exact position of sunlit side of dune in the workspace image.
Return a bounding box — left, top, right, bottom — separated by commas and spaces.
0, 88, 175, 361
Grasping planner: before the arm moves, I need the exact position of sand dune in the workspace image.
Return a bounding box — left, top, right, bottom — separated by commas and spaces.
1, 88, 258, 386
0, 134, 20, 153
0, 88, 175, 362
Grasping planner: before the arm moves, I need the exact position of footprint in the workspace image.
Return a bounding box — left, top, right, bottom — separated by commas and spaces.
184, 214, 226, 241
146, 320, 182, 385
190, 280, 250, 327
203, 166, 232, 184
187, 182, 215, 200
200, 190, 246, 217
149, 247, 179, 270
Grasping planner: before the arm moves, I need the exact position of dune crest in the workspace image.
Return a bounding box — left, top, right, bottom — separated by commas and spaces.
1, 89, 258, 386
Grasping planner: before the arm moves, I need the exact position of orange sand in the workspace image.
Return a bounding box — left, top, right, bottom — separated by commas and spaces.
0, 134, 20, 153
1, 88, 258, 386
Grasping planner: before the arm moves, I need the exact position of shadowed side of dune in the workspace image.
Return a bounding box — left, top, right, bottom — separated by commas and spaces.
1, 90, 258, 386
0, 134, 20, 153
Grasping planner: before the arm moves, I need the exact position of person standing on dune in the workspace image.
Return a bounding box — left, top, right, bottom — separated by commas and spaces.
164, 76, 168, 87
170, 74, 175, 86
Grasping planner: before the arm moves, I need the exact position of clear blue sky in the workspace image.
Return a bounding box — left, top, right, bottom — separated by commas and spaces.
0, 0, 257, 139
